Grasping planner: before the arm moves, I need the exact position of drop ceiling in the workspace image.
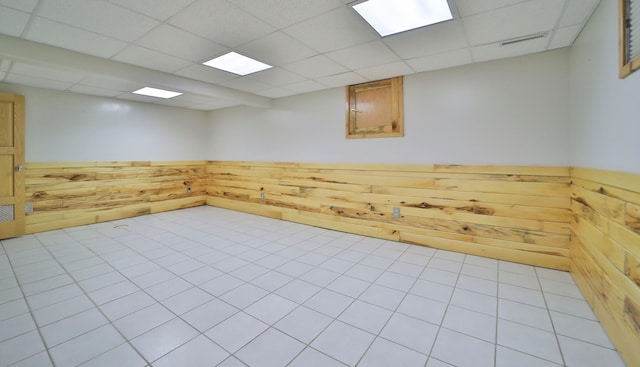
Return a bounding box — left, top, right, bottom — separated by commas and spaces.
0, 0, 600, 111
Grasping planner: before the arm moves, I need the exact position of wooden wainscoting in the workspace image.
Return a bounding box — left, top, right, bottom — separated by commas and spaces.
207, 161, 571, 270
24, 161, 207, 234
570, 168, 640, 367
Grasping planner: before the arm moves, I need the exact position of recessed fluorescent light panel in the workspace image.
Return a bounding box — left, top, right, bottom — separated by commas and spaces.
353, 0, 453, 37
203, 52, 272, 76
133, 87, 182, 99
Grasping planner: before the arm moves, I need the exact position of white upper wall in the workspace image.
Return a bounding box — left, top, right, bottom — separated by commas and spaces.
0, 84, 209, 162
208, 49, 570, 166
569, 0, 640, 174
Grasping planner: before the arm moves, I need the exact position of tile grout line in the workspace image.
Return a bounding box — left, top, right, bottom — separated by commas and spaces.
33, 227, 156, 367
1, 207, 622, 367
538, 266, 569, 367
1, 238, 60, 366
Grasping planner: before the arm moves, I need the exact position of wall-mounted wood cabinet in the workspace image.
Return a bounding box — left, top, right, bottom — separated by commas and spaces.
346, 76, 404, 139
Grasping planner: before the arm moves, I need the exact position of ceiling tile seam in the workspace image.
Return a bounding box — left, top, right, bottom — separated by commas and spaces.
0, 34, 273, 108
105, 1, 248, 65
278, 9, 380, 55
32, 3, 161, 45
148, 4, 287, 73
8, 66, 82, 87
457, 0, 531, 17
109, 43, 199, 75
447, 2, 475, 63
378, 39, 417, 75
544, 0, 573, 50
0, 57, 13, 82
111, 9, 235, 66
563, 2, 601, 49
230, 0, 350, 33
403, 46, 473, 66
103, 0, 187, 22
23, 17, 130, 60
15, 14, 273, 102
458, 0, 554, 49
168, 0, 277, 49
17, 0, 44, 39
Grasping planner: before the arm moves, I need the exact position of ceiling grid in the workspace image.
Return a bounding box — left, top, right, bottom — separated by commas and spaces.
0, 0, 600, 110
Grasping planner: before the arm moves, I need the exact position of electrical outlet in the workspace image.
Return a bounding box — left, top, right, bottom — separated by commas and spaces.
260, 192, 265, 200
186, 187, 191, 193
392, 207, 401, 219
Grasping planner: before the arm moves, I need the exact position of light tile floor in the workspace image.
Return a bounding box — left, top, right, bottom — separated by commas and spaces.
0, 206, 627, 367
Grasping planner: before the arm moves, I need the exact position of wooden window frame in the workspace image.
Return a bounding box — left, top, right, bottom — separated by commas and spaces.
346, 76, 404, 139
620, 0, 640, 78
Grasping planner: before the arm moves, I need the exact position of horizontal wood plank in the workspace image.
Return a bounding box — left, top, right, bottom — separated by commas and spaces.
207, 161, 570, 271
571, 169, 640, 367
24, 161, 207, 233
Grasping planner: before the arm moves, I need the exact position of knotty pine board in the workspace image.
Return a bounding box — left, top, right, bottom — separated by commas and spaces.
570, 168, 640, 367
24, 161, 207, 233
207, 161, 571, 270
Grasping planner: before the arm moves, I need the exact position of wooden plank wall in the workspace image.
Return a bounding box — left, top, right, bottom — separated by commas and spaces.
24, 161, 207, 234
570, 168, 640, 367
207, 161, 571, 270
20, 159, 640, 364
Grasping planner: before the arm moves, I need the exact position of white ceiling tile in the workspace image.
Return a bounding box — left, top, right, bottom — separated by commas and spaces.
356, 61, 414, 81
327, 40, 400, 70
558, 0, 599, 27
169, 94, 212, 105
247, 68, 305, 86
135, 24, 229, 63
154, 96, 193, 107
284, 80, 327, 94
219, 77, 273, 93
383, 20, 468, 59
229, 0, 344, 28
204, 99, 240, 108
0, 0, 38, 12
454, 0, 526, 17
169, 0, 274, 47
116, 92, 200, 110
37, 0, 160, 42
0, 58, 12, 72
315, 72, 367, 88
0, 0, 600, 110
116, 92, 171, 104
463, 0, 565, 46
11, 62, 86, 83
24, 17, 128, 58
5, 73, 74, 91
283, 7, 378, 53
112, 45, 192, 73
190, 98, 240, 110
0, 6, 30, 37
174, 64, 237, 84
237, 31, 316, 66
254, 87, 297, 98
282, 55, 348, 79
406, 48, 473, 73
107, 0, 197, 21
78, 75, 142, 92
187, 104, 218, 110
471, 36, 548, 62
548, 24, 582, 50
68, 84, 121, 97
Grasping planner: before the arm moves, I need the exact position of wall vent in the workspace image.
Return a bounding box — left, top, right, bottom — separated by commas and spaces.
500, 33, 548, 46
